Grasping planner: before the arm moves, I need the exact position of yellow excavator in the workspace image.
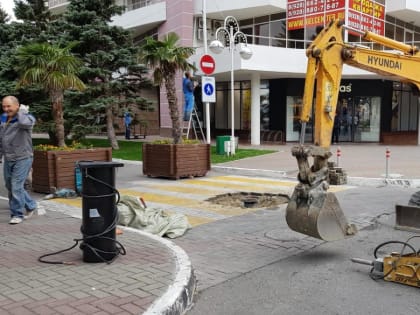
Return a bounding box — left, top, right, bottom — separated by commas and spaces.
286, 19, 420, 241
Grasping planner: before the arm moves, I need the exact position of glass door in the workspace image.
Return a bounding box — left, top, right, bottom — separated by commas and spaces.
336, 97, 353, 142
353, 96, 381, 142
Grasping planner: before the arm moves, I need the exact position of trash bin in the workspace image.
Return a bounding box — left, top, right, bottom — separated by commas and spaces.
216, 136, 231, 155
78, 161, 124, 263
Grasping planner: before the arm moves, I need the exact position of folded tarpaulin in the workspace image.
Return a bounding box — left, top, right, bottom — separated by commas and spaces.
117, 195, 190, 238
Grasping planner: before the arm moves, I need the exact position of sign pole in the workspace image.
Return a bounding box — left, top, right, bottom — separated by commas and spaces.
202, 0, 211, 144
199, 54, 215, 145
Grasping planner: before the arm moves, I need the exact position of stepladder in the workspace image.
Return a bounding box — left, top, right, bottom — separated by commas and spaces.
183, 106, 206, 142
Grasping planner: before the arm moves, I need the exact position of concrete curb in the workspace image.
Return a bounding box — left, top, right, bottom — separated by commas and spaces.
211, 165, 287, 178
122, 227, 196, 315
347, 177, 420, 188
113, 159, 420, 188
212, 165, 420, 188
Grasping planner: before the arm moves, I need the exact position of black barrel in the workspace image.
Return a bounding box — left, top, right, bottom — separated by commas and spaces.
78, 161, 124, 263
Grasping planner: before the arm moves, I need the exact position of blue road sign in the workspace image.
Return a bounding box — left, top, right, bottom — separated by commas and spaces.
202, 76, 216, 103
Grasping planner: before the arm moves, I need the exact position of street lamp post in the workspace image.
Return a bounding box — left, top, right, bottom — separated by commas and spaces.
209, 16, 252, 155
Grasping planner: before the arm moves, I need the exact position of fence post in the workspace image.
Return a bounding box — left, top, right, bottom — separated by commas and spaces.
336, 146, 341, 167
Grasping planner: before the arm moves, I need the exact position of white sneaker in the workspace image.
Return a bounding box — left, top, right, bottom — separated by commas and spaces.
24, 210, 34, 219
24, 204, 46, 219
9, 217, 23, 224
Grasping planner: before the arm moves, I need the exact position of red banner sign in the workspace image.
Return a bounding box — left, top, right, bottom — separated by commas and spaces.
348, 0, 385, 35
348, 9, 384, 35
287, 0, 385, 35
349, 0, 385, 20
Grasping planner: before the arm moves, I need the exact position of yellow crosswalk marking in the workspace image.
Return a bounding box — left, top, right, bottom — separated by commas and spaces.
47, 175, 353, 229
146, 185, 217, 195
164, 211, 215, 227
207, 176, 297, 186
120, 189, 255, 216
53, 198, 81, 207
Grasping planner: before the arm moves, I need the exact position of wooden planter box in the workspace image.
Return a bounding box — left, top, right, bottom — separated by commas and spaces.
142, 143, 211, 179
381, 131, 417, 145
32, 148, 112, 193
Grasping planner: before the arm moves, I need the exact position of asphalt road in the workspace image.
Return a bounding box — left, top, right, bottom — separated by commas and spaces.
187, 185, 420, 315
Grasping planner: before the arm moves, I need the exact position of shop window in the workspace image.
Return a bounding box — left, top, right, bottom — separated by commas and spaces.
241, 27, 254, 44
271, 12, 285, 20
305, 26, 318, 42
271, 19, 286, 47
288, 29, 304, 49
353, 96, 381, 142
271, 20, 286, 39
392, 82, 419, 132
255, 15, 269, 24
384, 22, 395, 48
348, 33, 361, 44
395, 26, 404, 42
414, 32, 420, 46
255, 23, 269, 46
260, 83, 269, 131
286, 96, 312, 142
241, 81, 251, 130
240, 18, 253, 26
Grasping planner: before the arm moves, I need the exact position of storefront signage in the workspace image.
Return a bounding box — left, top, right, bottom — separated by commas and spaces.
286, 0, 385, 35
340, 83, 352, 93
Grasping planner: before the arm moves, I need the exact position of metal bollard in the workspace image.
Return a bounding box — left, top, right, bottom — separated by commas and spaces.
336, 146, 341, 167
385, 147, 390, 178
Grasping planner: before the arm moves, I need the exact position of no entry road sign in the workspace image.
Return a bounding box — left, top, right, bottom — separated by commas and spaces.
200, 54, 215, 75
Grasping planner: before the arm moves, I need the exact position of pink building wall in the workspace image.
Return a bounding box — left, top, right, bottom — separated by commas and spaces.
158, 0, 194, 134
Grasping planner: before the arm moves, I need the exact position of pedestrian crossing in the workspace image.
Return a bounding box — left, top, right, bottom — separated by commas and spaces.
49, 175, 354, 228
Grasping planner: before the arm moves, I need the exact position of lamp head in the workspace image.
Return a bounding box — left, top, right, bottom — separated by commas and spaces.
239, 45, 253, 60
209, 40, 224, 54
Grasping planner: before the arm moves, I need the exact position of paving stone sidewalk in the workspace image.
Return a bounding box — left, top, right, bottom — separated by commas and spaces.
0, 205, 193, 315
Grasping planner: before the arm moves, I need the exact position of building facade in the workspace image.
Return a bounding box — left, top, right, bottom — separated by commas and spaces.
49, 0, 420, 145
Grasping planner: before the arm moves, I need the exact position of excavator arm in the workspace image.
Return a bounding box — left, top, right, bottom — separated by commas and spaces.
300, 19, 420, 146
286, 20, 420, 241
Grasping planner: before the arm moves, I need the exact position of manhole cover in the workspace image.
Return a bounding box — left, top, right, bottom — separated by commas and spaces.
264, 229, 307, 242
206, 192, 289, 209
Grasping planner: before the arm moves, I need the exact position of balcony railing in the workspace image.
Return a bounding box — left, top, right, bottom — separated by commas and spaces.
48, 0, 163, 11
48, 0, 69, 8
125, 0, 164, 12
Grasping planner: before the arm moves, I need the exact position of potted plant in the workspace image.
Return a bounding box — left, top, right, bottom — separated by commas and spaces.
32, 142, 112, 193
139, 33, 210, 179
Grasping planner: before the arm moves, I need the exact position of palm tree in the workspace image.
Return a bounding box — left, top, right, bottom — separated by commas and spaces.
16, 42, 85, 147
139, 33, 195, 144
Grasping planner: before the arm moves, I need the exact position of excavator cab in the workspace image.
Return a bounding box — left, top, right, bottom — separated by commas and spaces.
286, 19, 420, 241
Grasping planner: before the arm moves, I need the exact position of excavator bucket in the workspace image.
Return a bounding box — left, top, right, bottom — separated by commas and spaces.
286, 188, 357, 241
285, 145, 357, 241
